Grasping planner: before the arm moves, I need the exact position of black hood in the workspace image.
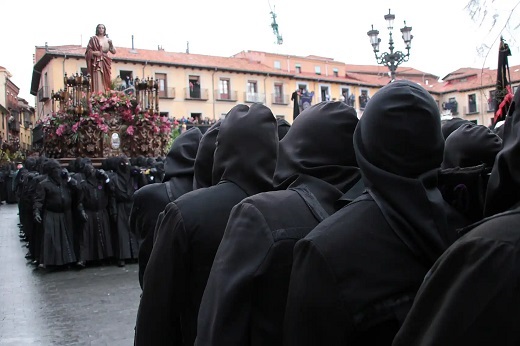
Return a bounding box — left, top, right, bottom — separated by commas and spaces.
354, 80, 450, 267
274, 101, 360, 191
442, 123, 502, 169
441, 117, 472, 140
163, 126, 202, 182
193, 120, 221, 189
276, 118, 291, 140
212, 103, 278, 196
24, 157, 37, 171
484, 87, 520, 216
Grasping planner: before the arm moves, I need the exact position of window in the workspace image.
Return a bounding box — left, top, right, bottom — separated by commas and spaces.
274, 83, 284, 103
297, 83, 308, 95
315, 66, 321, 75
155, 73, 167, 98
333, 68, 339, 77
320, 86, 330, 102
219, 78, 230, 100
191, 113, 202, 123
359, 89, 370, 109
80, 67, 88, 76
488, 90, 496, 112
295, 64, 301, 74
189, 75, 201, 98
120, 70, 134, 87
246, 81, 259, 102
276, 115, 285, 120
274, 61, 281, 69
447, 97, 458, 115
468, 93, 477, 113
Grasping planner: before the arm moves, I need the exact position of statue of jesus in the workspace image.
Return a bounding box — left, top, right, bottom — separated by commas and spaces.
85, 24, 116, 93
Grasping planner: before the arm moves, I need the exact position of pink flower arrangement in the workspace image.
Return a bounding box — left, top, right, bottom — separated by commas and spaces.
126, 125, 135, 136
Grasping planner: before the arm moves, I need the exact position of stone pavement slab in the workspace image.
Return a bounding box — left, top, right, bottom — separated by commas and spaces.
0, 204, 141, 346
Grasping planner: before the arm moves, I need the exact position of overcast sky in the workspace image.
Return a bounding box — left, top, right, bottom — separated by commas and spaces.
1, 0, 519, 105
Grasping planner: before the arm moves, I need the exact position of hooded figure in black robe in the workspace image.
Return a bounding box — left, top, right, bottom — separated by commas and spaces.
276, 117, 291, 140
33, 159, 77, 267
135, 103, 278, 346
18, 157, 38, 259
130, 127, 202, 289
442, 123, 502, 169
441, 117, 472, 140
192, 120, 221, 190
196, 101, 361, 346
76, 164, 114, 266
109, 156, 140, 266
438, 123, 503, 223
392, 82, 520, 346
284, 80, 456, 345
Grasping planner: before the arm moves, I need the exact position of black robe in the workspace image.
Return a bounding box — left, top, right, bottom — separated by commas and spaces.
441, 117, 471, 140
109, 162, 141, 260
393, 85, 520, 346
33, 176, 77, 266
196, 101, 361, 346
442, 123, 502, 169
135, 103, 279, 346
291, 91, 300, 120
77, 175, 114, 261
284, 81, 459, 345
192, 120, 221, 190
130, 127, 202, 288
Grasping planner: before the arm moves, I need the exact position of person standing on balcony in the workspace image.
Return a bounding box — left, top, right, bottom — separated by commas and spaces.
86, 24, 116, 94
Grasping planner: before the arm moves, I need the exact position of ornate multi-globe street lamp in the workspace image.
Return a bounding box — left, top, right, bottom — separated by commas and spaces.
367, 9, 413, 81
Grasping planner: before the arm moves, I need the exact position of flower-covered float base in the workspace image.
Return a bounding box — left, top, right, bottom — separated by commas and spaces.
40, 91, 172, 159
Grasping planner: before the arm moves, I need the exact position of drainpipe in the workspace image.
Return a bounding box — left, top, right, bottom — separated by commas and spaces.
264, 73, 269, 105
142, 60, 148, 79
62, 55, 67, 80
212, 68, 217, 120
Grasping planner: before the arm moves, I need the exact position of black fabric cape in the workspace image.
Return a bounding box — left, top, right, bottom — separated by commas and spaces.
276, 117, 291, 140
195, 101, 361, 346
129, 127, 202, 288
441, 117, 471, 140
135, 103, 278, 346
193, 120, 221, 190
284, 81, 456, 346
393, 85, 520, 346
442, 123, 502, 169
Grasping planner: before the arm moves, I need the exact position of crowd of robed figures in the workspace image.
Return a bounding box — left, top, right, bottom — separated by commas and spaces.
128, 79, 519, 345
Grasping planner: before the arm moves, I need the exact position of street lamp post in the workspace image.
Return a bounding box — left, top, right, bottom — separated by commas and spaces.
367, 9, 413, 81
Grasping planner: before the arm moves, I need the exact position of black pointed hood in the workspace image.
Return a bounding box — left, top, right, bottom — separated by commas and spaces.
442, 123, 502, 169
212, 103, 278, 196
484, 87, 520, 216
276, 118, 291, 140
441, 117, 472, 140
193, 120, 221, 189
163, 126, 202, 182
354, 80, 450, 266
274, 101, 360, 191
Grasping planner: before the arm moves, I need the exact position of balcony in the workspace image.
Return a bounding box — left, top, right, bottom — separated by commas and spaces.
463, 105, 479, 115
8, 120, 20, 132
442, 101, 458, 115
271, 94, 289, 105
215, 90, 238, 102
244, 92, 266, 104
184, 87, 209, 101
38, 86, 50, 102
158, 87, 176, 99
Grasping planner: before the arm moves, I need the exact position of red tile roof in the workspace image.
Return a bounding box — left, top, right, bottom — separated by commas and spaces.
33, 45, 520, 95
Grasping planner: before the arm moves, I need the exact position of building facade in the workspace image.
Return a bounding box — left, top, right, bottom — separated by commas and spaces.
0, 66, 34, 154
29, 45, 520, 132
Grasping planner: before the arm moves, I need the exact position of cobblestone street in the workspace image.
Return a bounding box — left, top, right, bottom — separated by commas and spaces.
0, 203, 141, 345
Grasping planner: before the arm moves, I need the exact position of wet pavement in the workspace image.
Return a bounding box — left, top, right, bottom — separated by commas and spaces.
0, 203, 141, 345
